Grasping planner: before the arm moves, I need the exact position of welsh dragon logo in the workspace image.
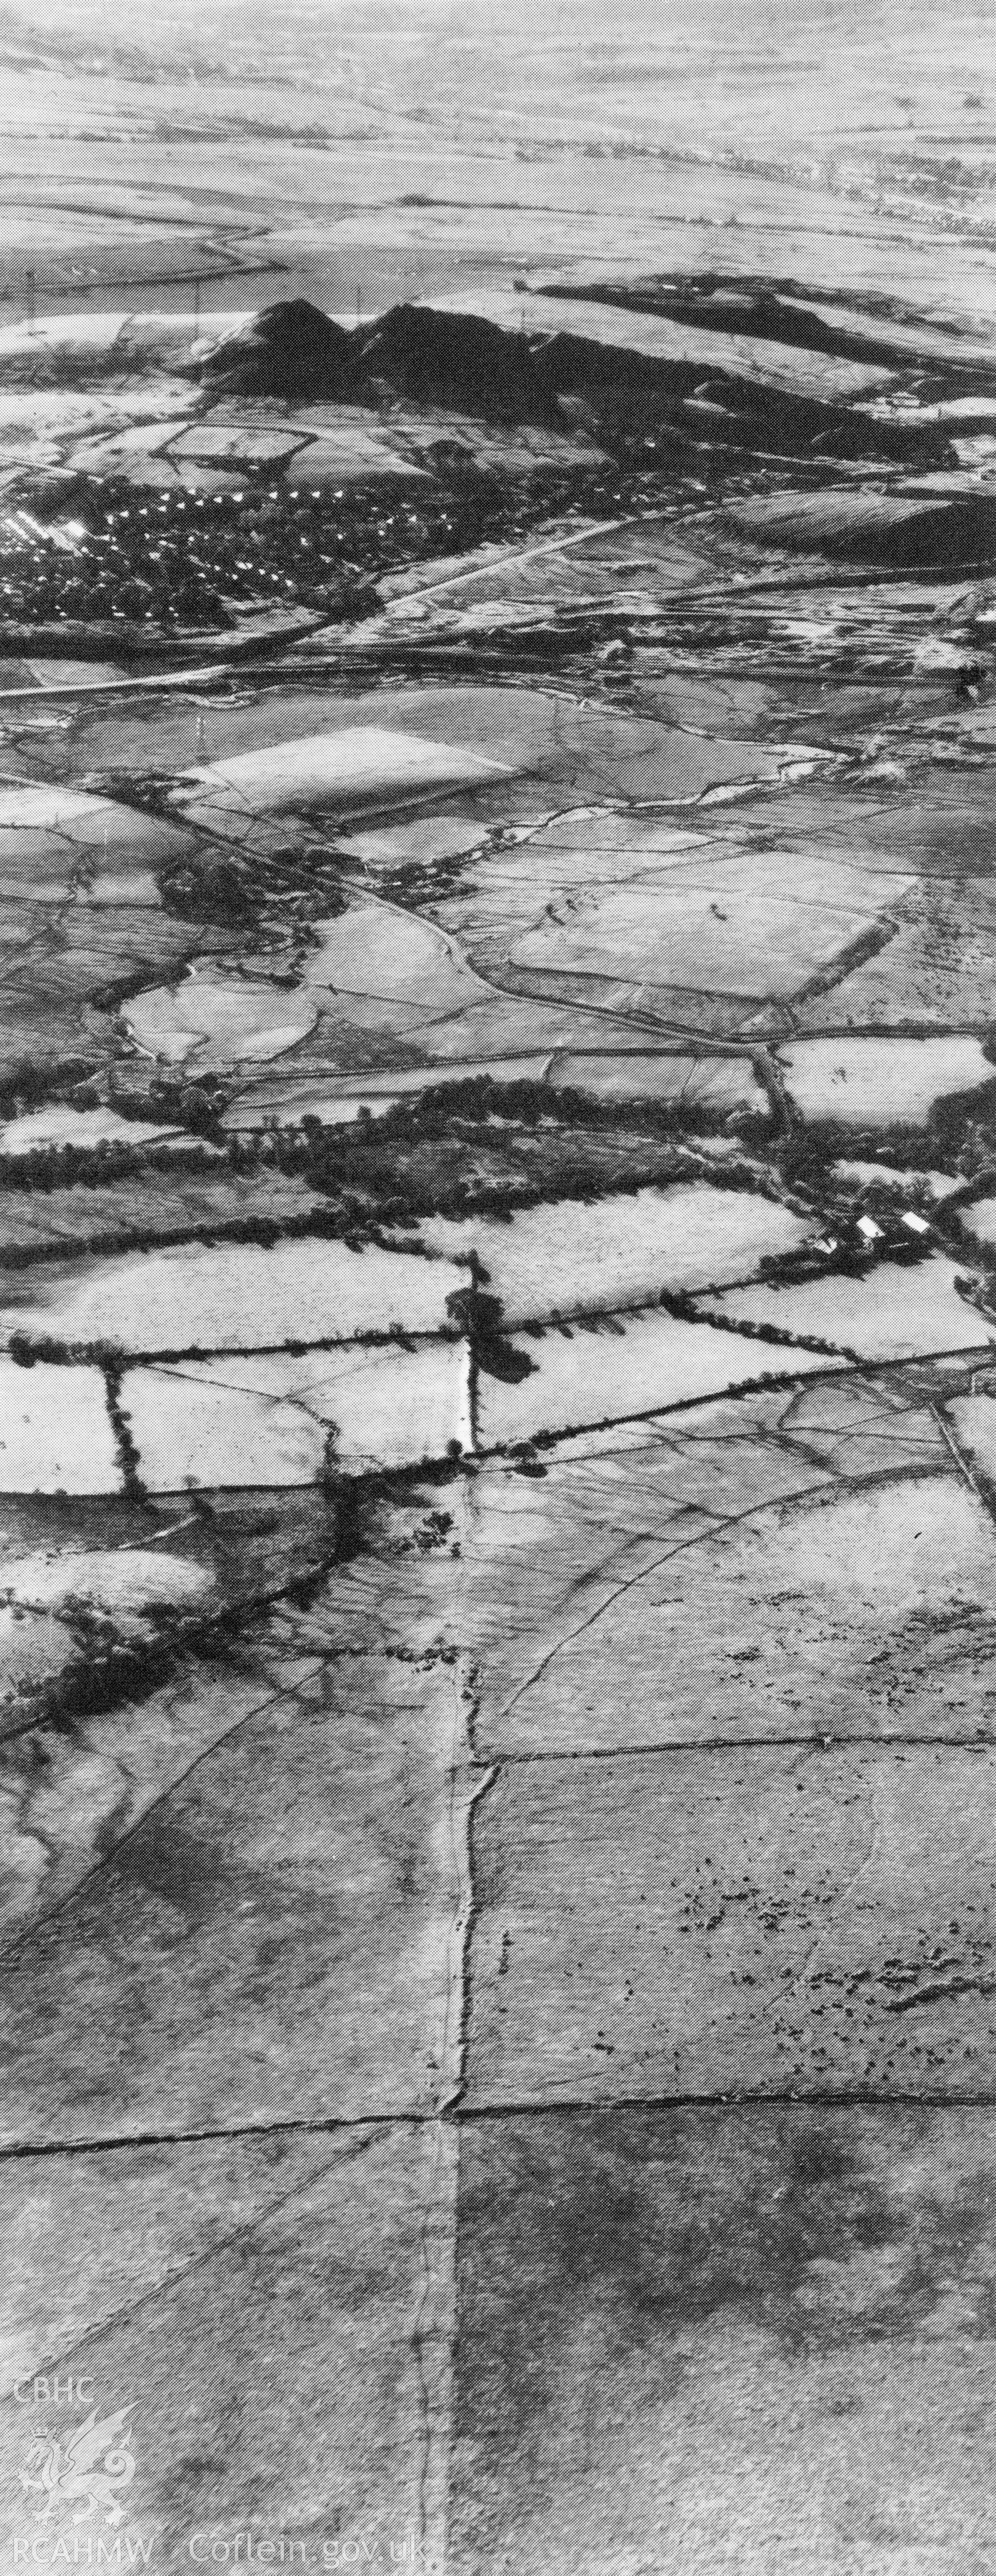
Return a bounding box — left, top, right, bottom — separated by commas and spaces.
19, 2405, 136, 2526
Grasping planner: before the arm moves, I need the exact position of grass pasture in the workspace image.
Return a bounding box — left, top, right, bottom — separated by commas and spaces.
418, 1184, 810, 1326
0, 1235, 468, 1357
778, 1036, 995, 1128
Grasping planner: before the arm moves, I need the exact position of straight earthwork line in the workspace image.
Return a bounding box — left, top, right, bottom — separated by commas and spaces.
5, 2089, 996, 2160
454, 2087, 996, 2119
467, 1732, 996, 1763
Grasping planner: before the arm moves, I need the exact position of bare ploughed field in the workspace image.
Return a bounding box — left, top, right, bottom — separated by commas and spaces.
4, 7, 996, 2571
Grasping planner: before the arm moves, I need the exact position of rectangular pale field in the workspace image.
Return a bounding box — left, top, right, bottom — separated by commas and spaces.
697, 1256, 995, 1364
477, 1310, 842, 1450
175, 726, 512, 823
417, 1185, 811, 1326
121, 1367, 326, 1491
779, 1035, 995, 1125
226, 1340, 474, 1468
0, 1360, 119, 1494
0, 1106, 181, 1156
303, 899, 486, 1012
0, 1236, 469, 1355
549, 1052, 769, 1113
510, 882, 891, 999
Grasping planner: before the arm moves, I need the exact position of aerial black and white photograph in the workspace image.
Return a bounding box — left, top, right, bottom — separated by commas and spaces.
1, 2, 996, 2566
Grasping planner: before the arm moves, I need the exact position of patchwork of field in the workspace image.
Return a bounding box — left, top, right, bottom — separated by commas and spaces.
3, 637, 994, 1080
428, 817, 906, 1011
222, 1047, 771, 1128
8, 33, 996, 2558
124, 1337, 474, 1488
